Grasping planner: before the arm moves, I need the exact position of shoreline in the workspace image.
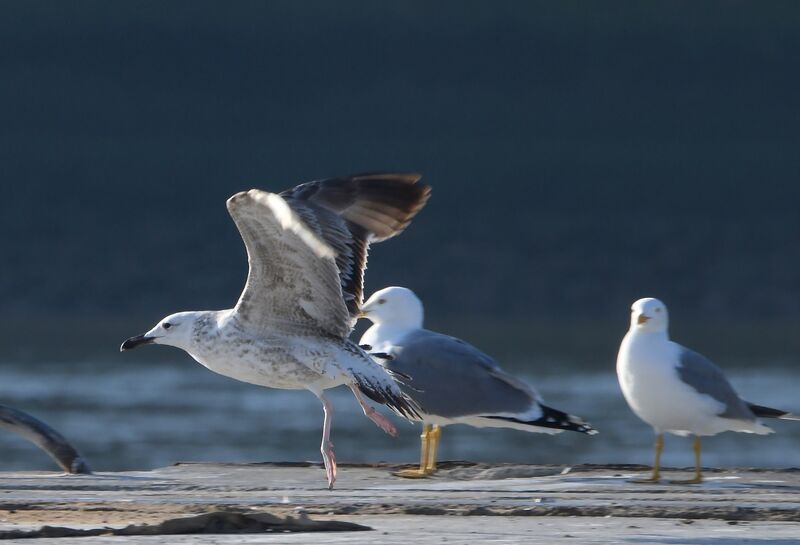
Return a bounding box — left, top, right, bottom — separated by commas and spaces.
1, 461, 799, 541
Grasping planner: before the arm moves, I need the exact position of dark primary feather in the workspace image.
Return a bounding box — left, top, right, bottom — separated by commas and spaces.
746, 402, 798, 420
353, 372, 421, 421
487, 404, 597, 434
281, 173, 430, 319
381, 329, 596, 433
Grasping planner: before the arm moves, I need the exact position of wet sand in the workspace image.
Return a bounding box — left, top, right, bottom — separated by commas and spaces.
1, 462, 799, 543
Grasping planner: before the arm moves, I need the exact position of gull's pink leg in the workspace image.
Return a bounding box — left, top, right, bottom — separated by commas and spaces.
349, 385, 398, 437
318, 393, 336, 490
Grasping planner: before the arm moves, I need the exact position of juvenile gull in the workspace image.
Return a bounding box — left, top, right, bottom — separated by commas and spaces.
617, 297, 799, 484
359, 286, 596, 478
121, 173, 429, 489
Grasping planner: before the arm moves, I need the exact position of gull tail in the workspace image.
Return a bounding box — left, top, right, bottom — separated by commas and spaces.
747, 402, 800, 421
488, 404, 598, 435
353, 374, 422, 421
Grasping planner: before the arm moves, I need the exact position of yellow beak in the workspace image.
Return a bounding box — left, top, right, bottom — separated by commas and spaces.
637, 314, 651, 325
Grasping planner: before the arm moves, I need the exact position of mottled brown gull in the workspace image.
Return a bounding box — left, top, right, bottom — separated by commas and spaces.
121, 173, 429, 489
359, 286, 596, 478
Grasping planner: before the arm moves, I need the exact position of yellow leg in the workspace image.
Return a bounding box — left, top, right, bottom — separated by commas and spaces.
670, 436, 703, 484
425, 425, 442, 473
632, 434, 663, 483
394, 425, 431, 478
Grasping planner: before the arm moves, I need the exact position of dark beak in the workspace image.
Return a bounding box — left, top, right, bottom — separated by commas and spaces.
120, 334, 155, 352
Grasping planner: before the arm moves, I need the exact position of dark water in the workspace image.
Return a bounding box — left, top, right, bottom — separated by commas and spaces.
1, 356, 798, 472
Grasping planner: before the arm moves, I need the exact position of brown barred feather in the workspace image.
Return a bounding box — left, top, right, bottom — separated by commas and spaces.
280, 173, 430, 319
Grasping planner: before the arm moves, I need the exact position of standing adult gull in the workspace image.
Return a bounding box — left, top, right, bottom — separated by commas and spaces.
617, 297, 799, 484
359, 286, 596, 478
121, 173, 430, 489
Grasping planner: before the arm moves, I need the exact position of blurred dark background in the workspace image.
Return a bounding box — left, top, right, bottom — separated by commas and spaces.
2, 1, 799, 363
2, 1, 800, 472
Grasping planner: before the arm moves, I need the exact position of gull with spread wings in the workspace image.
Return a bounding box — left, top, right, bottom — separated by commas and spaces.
121, 173, 430, 489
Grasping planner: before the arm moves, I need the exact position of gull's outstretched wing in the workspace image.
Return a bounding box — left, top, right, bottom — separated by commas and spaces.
280, 173, 430, 320
227, 189, 352, 338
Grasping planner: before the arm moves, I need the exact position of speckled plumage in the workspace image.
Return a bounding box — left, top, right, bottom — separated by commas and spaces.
186, 309, 389, 393
121, 173, 431, 488
220, 181, 427, 415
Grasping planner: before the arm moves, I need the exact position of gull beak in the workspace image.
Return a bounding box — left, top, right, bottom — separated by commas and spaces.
120, 334, 156, 352
637, 314, 651, 325
357, 309, 370, 319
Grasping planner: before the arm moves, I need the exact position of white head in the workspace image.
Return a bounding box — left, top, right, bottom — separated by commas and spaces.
120, 311, 206, 353
629, 297, 669, 333
359, 286, 424, 329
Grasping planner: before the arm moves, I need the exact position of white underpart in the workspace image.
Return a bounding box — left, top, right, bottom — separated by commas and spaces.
617, 322, 772, 437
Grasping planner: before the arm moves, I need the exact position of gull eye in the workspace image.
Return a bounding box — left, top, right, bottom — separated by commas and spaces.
378, 298, 386, 305
163, 322, 172, 330
655, 308, 662, 313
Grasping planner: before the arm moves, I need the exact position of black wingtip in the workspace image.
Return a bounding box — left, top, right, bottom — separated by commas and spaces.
746, 402, 800, 421
488, 404, 598, 435
282, 172, 431, 242
367, 351, 395, 361
350, 171, 422, 184
353, 375, 421, 421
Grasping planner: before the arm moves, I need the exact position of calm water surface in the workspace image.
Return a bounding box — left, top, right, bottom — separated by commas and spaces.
1, 357, 798, 471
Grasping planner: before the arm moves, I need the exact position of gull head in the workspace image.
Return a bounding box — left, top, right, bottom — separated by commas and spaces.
359, 286, 424, 329
629, 297, 669, 333
120, 311, 202, 352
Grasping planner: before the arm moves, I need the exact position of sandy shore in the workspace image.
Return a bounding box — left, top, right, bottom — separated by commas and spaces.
1, 462, 799, 543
